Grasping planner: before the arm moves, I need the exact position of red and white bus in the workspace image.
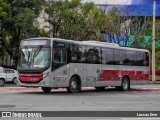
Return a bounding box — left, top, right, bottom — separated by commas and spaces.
17, 38, 150, 93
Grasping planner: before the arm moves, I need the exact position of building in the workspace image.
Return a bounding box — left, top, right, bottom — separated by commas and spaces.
91, 0, 160, 46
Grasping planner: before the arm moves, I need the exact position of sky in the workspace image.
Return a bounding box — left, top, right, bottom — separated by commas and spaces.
82, 0, 131, 5
82, 0, 160, 5
106, 0, 131, 5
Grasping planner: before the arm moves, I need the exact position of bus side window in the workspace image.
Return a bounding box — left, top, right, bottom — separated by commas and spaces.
106, 49, 114, 65
101, 49, 106, 64
54, 49, 67, 63
137, 52, 146, 66
70, 44, 78, 63
114, 49, 125, 65
137, 52, 149, 66
78, 46, 87, 63
101, 49, 113, 65
87, 47, 100, 64
125, 51, 137, 65
145, 52, 149, 66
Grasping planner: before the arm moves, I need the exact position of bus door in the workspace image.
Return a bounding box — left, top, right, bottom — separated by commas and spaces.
75, 45, 87, 87
52, 42, 69, 87
86, 46, 101, 87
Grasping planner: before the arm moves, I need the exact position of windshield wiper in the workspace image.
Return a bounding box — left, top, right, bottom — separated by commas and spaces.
33, 46, 42, 57
24, 46, 30, 57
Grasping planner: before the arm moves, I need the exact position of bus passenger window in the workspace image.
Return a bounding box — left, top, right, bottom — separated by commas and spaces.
137, 52, 145, 66
101, 49, 113, 65
78, 46, 87, 63
87, 47, 100, 64
145, 52, 149, 66
114, 49, 125, 65
70, 44, 78, 62
54, 49, 67, 63
125, 51, 137, 65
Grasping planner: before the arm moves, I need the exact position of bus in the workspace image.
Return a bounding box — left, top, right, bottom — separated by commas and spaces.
17, 37, 150, 93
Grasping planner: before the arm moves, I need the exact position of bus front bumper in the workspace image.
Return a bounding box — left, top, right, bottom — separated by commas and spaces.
17, 79, 50, 88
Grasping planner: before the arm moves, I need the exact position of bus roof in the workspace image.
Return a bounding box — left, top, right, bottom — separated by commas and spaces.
80, 40, 149, 52
21, 37, 149, 53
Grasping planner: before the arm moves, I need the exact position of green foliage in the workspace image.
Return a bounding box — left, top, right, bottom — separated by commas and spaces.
156, 47, 160, 69
45, 0, 105, 40
0, 0, 44, 66
0, 0, 8, 18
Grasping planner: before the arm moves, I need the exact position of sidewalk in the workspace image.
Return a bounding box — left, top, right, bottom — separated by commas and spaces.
150, 81, 160, 84
150, 75, 160, 84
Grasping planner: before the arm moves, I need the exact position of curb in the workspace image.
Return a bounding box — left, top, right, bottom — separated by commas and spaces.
149, 81, 160, 84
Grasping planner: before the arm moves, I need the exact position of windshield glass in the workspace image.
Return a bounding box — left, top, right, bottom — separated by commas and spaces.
19, 47, 51, 69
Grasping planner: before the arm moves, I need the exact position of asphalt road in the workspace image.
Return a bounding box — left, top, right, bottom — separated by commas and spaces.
0, 83, 160, 120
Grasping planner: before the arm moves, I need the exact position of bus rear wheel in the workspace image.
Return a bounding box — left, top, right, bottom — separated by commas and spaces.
41, 87, 52, 93
67, 77, 78, 93
121, 77, 130, 91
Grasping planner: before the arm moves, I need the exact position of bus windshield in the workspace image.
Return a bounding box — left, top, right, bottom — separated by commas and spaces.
19, 47, 51, 69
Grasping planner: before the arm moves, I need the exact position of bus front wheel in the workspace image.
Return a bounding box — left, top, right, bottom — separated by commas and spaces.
0, 79, 5, 87
41, 87, 52, 93
67, 77, 78, 93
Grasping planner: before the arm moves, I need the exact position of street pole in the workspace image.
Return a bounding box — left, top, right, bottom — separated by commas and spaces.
152, 0, 156, 81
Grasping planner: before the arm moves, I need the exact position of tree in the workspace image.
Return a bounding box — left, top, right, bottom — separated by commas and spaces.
104, 6, 152, 47
1, 0, 45, 66
45, 0, 105, 41
0, 0, 8, 18
145, 19, 160, 69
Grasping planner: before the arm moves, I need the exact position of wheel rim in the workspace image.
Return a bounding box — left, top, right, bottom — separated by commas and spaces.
0, 80, 4, 86
13, 78, 17, 83
123, 79, 128, 90
71, 80, 77, 90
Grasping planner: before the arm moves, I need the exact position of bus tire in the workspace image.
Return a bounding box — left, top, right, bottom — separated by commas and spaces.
67, 77, 78, 93
12, 77, 17, 84
121, 77, 130, 91
0, 79, 5, 87
41, 87, 52, 93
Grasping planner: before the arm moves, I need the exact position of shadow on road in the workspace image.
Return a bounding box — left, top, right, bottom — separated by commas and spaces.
14, 87, 130, 96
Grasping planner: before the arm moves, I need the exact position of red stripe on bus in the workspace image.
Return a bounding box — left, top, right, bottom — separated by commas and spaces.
19, 73, 43, 83
99, 70, 149, 81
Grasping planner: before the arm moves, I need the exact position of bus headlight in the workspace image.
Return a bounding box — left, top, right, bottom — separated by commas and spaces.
43, 72, 49, 79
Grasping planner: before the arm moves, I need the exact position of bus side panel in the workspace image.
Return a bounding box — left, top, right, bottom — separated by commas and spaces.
53, 64, 70, 87
136, 66, 150, 85
86, 64, 101, 87
126, 66, 137, 85
113, 65, 126, 86
69, 63, 87, 87
100, 65, 116, 87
